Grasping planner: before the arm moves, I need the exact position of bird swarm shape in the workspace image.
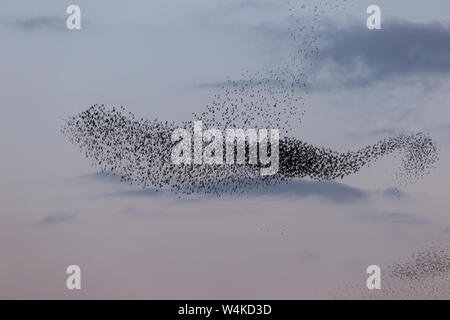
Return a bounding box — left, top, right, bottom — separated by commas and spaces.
62, 0, 438, 196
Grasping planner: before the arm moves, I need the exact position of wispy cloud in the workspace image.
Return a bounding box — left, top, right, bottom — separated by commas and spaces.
78, 172, 124, 184
354, 212, 430, 225
0, 14, 93, 33
37, 212, 78, 226
247, 179, 368, 203
117, 205, 165, 217
82, 172, 407, 204
1, 15, 65, 32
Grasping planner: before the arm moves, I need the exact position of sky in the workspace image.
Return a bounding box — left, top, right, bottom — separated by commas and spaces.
1, 0, 450, 299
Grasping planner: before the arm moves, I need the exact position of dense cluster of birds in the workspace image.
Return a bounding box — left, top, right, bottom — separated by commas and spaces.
62, 104, 438, 195
62, 0, 438, 195
336, 244, 450, 299
390, 245, 450, 281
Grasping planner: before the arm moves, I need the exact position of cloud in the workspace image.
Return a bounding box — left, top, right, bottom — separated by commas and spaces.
354, 212, 430, 225
37, 212, 78, 226
78, 172, 125, 184
1, 14, 93, 33
117, 205, 165, 217
88, 172, 368, 202
314, 20, 450, 89
247, 179, 368, 203
199, 19, 450, 91
1, 15, 65, 32
380, 187, 407, 200
106, 189, 162, 198
82, 172, 408, 204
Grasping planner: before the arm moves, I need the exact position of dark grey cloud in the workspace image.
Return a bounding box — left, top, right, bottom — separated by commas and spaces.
315, 19, 450, 88
247, 179, 368, 203
199, 19, 450, 91
37, 212, 78, 226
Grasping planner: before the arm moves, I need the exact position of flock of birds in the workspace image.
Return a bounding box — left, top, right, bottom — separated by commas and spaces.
391, 245, 450, 281
61, 0, 438, 196
62, 104, 437, 196
337, 244, 450, 299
